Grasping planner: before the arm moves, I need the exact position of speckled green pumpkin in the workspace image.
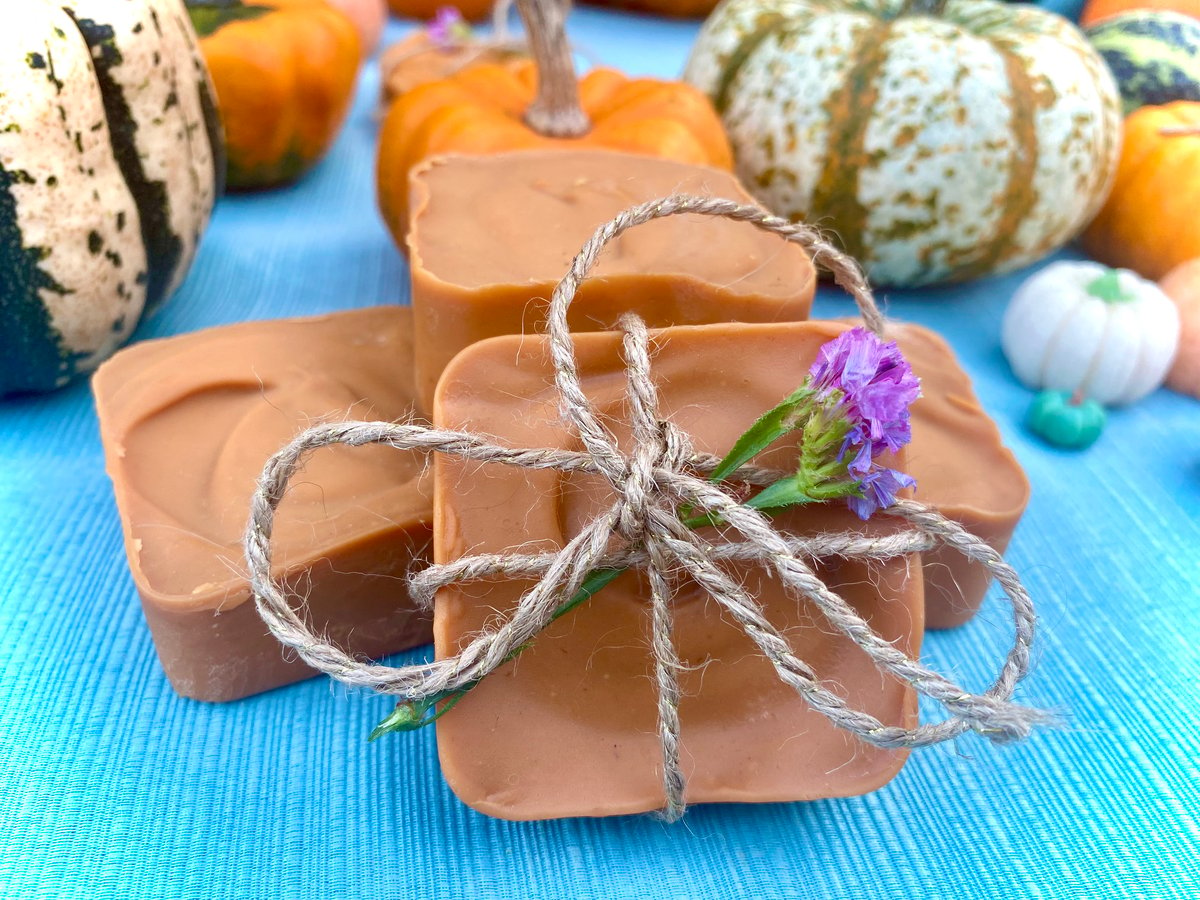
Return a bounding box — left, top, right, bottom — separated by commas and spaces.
1086, 11, 1200, 114
0, 0, 223, 397
1027, 390, 1106, 449
685, 0, 1123, 287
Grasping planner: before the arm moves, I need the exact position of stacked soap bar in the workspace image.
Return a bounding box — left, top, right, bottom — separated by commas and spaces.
430, 316, 1031, 818
94, 308, 434, 702
407, 150, 818, 411
432, 321, 924, 819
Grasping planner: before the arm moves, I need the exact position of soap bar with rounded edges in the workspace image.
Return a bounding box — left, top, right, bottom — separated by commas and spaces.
94, 307, 433, 702
884, 323, 1030, 629
431, 321, 923, 820
407, 149, 817, 413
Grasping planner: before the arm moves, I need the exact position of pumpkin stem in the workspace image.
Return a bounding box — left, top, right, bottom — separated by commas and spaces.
1085, 267, 1133, 304
518, 0, 590, 138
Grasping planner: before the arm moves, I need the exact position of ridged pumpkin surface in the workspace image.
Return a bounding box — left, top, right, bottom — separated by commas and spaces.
1, 0, 220, 395
685, 0, 1122, 287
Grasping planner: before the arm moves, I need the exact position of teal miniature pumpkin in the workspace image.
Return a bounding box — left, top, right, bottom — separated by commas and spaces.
1086, 11, 1200, 113
684, 0, 1123, 287
1027, 390, 1106, 449
1, 0, 222, 397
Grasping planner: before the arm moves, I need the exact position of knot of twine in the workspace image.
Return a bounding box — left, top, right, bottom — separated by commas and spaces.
244, 195, 1051, 822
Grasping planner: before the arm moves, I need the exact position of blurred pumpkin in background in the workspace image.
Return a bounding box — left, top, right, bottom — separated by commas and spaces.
1085, 10, 1200, 112
685, 0, 1122, 287
1080, 0, 1200, 26
329, 0, 387, 52
186, 0, 361, 189
1082, 101, 1200, 279
1158, 258, 1200, 397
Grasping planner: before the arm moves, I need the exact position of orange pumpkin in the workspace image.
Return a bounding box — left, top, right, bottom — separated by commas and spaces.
1080, 0, 1200, 26
1158, 259, 1200, 396
188, 0, 361, 189
1081, 102, 1200, 279
387, 0, 494, 20
377, 0, 732, 242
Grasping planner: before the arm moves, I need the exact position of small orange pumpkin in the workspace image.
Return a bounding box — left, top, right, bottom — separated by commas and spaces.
1080, 0, 1200, 26
1081, 101, 1200, 280
1158, 258, 1200, 397
187, 0, 361, 189
377, 0, 732, 242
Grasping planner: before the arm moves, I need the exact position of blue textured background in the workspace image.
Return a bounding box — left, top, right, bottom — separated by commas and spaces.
2, 5, 1198, 898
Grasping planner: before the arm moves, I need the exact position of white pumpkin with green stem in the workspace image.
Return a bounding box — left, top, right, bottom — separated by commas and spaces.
684, 0, 1122, 287
1002, 261, 1180, 405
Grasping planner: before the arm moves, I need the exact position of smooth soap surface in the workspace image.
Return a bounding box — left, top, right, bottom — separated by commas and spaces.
407, 149, 817, 411
888, 323, 1031, 629
93, 307, 434, 701
432, 321, 923, 820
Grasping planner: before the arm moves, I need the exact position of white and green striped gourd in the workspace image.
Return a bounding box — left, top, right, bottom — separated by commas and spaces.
1, 0, 222, 396
685, 0, 1123, 288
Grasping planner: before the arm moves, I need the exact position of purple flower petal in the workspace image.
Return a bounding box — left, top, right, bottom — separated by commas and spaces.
846, 466, 916, 520
808, 327, 920, 460
427, 6, 466, 46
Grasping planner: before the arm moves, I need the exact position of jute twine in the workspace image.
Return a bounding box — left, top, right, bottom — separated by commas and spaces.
243, 194, 1052, 821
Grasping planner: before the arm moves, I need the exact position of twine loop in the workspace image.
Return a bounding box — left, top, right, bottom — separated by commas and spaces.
244, 195, 1051, 822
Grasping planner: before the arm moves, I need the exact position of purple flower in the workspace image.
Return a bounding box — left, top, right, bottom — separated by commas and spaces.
809, 327, 920, 455
427, 6, 468, 47
845, 466, 916, 520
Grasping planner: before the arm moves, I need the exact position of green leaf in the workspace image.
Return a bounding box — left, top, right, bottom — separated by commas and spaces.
708, 386, 812, 484
743, 474, 816, 511
369, 698, 432, 740
185, 0, 273, 38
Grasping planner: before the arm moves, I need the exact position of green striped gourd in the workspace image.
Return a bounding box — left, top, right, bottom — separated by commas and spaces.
685, 0, 1123, 287
1, 0, 222, 397
1086, 11, 1200, 113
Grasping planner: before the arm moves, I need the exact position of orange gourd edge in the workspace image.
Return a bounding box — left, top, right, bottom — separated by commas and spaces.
1079, 0, 1200, 27
1081, 101, 1200, 280
376, 0, 734, 247
187, 0, 362, 190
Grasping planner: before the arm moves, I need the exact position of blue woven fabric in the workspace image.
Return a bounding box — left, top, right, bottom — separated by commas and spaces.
2, 7, 1197, 898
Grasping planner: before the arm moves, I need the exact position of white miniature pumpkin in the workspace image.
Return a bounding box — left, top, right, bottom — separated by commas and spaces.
1002, 261, 1180, 405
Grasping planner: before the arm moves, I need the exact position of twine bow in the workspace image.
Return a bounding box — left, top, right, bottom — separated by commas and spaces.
244, 195, 1051, 821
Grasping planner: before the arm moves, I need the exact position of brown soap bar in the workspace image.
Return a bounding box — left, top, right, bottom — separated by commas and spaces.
887, 323, 1031, 630
432, 321, 923, 820
94, 307, 434, 702
407, 150, 817, 413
